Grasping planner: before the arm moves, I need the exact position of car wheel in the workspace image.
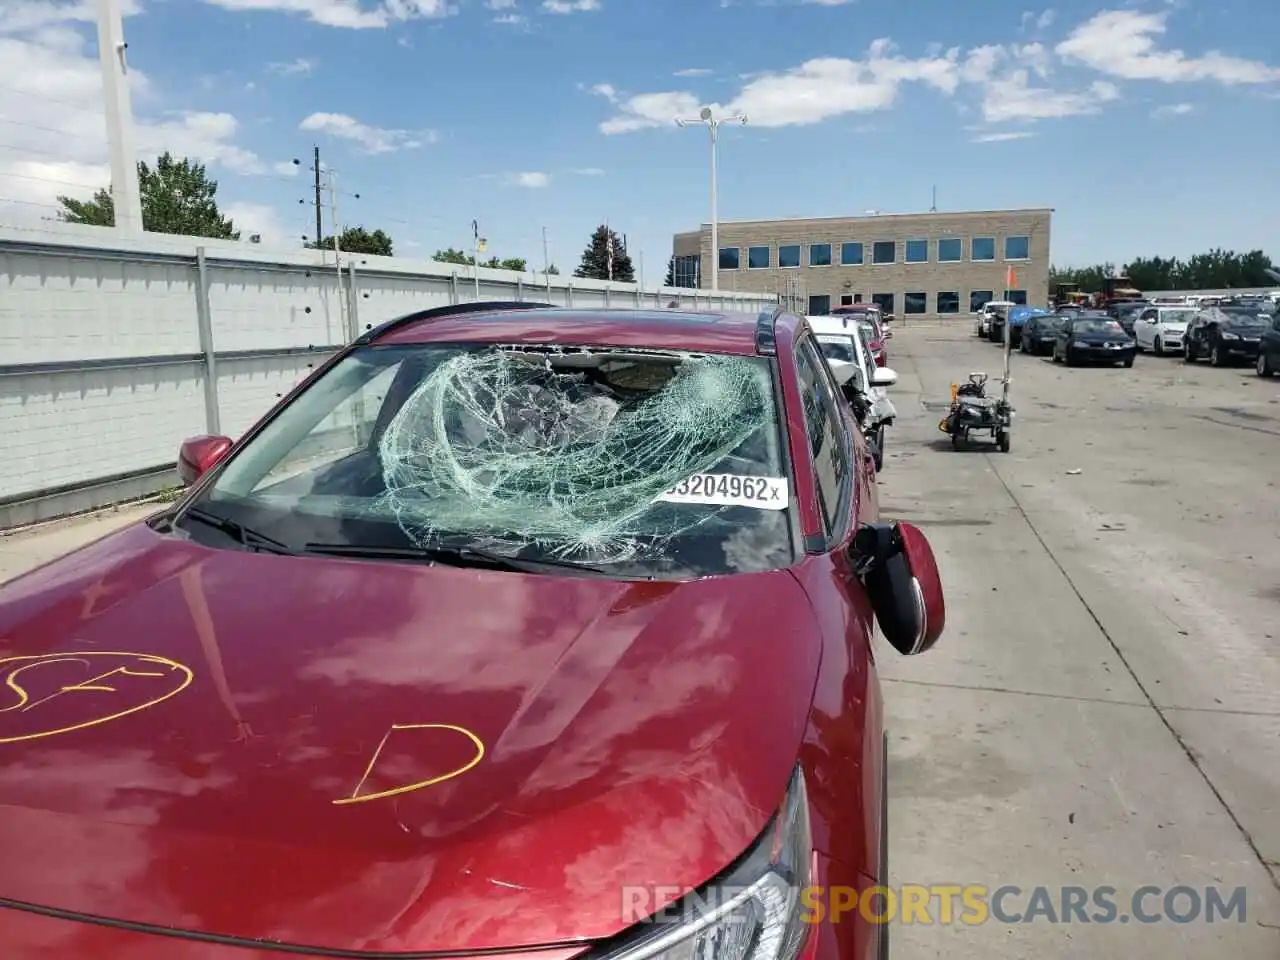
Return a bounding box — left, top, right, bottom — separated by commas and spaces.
874, 426, 886, 470
1122, 355, 1134, 368
998, 430, 1010, 453
1258, 352, 1274, 377
1211, 344, 1225, 367
1154, 336, 1163, 356
951, 431, 964, 451
1184, 342, 1195, 362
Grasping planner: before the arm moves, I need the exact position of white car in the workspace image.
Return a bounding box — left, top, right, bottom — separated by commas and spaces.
1132, 305, 1196, 355
806, 315, 898, 470
975, 300, 1015, 338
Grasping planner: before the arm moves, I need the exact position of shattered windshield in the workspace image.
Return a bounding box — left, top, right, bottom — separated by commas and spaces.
1158, 310, 1195, 324
194, 343, 797, 578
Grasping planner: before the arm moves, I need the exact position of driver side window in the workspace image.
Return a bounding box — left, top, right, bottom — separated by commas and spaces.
794, 337, 852, 541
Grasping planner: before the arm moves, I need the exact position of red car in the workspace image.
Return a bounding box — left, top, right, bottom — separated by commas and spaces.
0, 302, 944, 960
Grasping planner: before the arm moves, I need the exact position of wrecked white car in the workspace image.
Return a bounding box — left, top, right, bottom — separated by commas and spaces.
806, 315, 898, 471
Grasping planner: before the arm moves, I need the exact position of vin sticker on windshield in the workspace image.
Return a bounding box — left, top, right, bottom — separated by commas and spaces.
655, 474, 789, 509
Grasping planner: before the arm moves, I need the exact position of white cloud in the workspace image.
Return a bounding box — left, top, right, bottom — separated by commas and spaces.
594, 7, 1280, 135
1152, 101, 1194, 117
503, 171, 550, 187
0, 0, 142, 34
197, 0, 456, 28
267, 57, 315, 75
1056, 10, 1280, 84
673, 68, 712, 77
299, 112, 433, 153
485, 0, 516, 6
569, 166, 604, 175
274, 160, 300, 175
541, 0, 597, 12
973, 131, 1035, 142
223, 201, 296, 245
0, 10, 273, 225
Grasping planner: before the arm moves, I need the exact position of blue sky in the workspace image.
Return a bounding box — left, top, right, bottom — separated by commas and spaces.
1, 0, 1278, 273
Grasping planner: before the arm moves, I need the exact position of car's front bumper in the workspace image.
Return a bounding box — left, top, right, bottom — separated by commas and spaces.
1219, 339, 1261, 358
1070, 343, 1136, 362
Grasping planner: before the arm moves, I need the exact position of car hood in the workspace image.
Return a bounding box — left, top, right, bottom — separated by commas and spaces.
1158, 321, 1188, 332
0, 523, 820, 955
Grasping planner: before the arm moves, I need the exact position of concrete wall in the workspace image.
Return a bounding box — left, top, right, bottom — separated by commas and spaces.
0, 223, 777, 529
673, 208, 1053, 318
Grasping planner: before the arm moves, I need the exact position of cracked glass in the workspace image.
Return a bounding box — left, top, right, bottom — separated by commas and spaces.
199, 343, 800, 578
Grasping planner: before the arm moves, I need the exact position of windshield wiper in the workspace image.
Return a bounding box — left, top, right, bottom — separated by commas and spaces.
301, 541, 613, 576
181, 507, 295, 555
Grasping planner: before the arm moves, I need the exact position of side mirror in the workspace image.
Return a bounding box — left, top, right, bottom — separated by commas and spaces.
870, 366, 898, 387
178, 434, 233, 486
851, 522, 945, 655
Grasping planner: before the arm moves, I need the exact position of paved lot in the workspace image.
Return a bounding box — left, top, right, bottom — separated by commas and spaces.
2, 324, 1278, 955
878, 322, 1280, 955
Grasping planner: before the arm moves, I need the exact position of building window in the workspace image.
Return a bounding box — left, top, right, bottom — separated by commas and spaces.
1004, 235, 1030, 260
747, 246, 770, 269
840, 294, 854, 306
872, 241, 896, 264
810, 243, 832, 267
853, 293, 863, 303
808, 294, 831, 315
905, 239, 928, 263
970, 289, 994, 311
779, 244, 801, 268
972, 237, 995, 261
719, 247, 740, 270
904, 292, 927, 314
840, 242, 863, 265
672, 254, 700, 288
938, 238, 963, 262
1005, 289, 1028, 305
937, 291, 960, 314
872, 293, 895, 314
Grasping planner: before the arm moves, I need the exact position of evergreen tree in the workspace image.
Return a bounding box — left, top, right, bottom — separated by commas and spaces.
574, 224, 635, 282
664, 256, 675, 287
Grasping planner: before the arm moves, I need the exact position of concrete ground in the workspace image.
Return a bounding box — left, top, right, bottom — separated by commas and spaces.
3, 325, 1279, 955
877, 322, 1280, 955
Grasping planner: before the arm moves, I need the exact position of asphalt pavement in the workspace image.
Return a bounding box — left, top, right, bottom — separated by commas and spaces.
877, 321, 1280, 955
2, 324, 1279, 955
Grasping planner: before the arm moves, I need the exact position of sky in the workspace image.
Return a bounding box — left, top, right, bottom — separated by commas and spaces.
0, 0, 1278, 275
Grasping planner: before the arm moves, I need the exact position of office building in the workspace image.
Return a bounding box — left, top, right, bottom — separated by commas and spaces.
671, 208, 1052, 318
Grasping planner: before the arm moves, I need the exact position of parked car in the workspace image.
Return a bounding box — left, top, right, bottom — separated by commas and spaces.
1256, 311, 1280, 377
1005, 305, 1049, 349
975, 300, 1014, 338
1107, 300, 1149, 335
1020, 312, 1070, 355
1183, 304, 1272, 365
1132, 304, 1196, 356
809, 314, 898, 471
830, 304, 889, 367
1052, 315, 1137, 367
0, 301, 946, 960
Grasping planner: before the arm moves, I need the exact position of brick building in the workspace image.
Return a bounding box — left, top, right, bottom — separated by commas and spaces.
671, 208, 1052, 319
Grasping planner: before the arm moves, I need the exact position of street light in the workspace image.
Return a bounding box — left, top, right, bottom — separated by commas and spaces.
676, 106, 747, 292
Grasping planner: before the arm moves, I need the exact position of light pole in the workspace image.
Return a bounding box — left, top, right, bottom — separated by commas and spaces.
676, 107, 747, 292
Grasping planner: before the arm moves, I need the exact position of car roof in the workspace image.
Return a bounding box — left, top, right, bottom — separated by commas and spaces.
372, 306, 775, 356
806, 314, 866, 336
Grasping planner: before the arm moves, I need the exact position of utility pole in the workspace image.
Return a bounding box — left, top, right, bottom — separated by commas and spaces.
471, 220, 486, 300
95, 0, 143, 234
327, 168, 347, 336
313, 145, 323, 246
542, 226, 550, 275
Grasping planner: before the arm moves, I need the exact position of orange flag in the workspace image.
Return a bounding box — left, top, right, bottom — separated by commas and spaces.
1006, 265, 1016, 288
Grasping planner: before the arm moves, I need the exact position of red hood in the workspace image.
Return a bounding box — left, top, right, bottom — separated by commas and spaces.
0, 523, 820, 955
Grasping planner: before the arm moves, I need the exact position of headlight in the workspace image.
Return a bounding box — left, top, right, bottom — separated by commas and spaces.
597, 767, 813, 960
1221, 331, 1239, 340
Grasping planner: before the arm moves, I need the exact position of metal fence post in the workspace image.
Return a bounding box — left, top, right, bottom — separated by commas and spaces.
517, 276, 524, 301
194, 246, 221, 434
568, 279, 574, 307
450, 270, 459, 304
346, 260, 360, 339
605, 285, 611, 307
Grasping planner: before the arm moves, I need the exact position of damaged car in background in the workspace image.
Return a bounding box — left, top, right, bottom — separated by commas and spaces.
0, 301, 945, 960
808, 313, 898, 472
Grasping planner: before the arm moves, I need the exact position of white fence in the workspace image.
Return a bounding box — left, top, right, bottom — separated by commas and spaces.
0, 224, 777, 528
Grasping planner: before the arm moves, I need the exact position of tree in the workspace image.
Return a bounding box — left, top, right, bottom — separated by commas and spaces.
574, 224, 635, 282
1051, 248, 1277, 292
57, 152, 239, 239
547, 263, 560, 275
309, 226, 393, 256
432, 248, 528, 271
664, 256, 675, 287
